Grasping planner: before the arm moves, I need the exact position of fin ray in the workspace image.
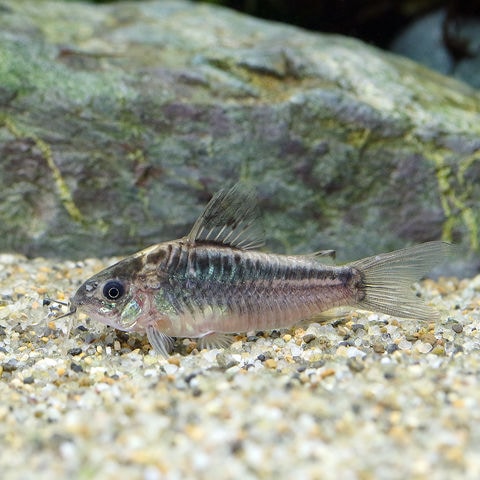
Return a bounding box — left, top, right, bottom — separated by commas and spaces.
351, 241, 450, 321
187, 184, 265, 250
146, 325, 174, 357
197, 332, 233, 350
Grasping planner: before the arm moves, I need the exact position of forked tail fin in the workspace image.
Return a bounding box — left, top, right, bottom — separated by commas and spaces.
350, 241, 450, 321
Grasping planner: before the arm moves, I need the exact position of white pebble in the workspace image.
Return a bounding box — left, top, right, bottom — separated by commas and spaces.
414, 341, 433, 354
398, 339, 412, 350
346, 346, 366, 358
162, 363, 178, 375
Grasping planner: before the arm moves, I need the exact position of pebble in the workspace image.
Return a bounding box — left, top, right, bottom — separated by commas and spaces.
264, 359, 277, 369
414, 341, 433, 354
70, 362, 83, 373
3, 358, 19, 372
386, 343, 399, 354
302, 333, 316, 344
67, 347, 83, 356
347, 357, 365, 372
452, 323, 463, 333
216, 352, 240, 369
398, 339, 413, 350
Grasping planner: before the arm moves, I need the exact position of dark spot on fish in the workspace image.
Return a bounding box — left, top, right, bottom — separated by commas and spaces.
146, 249, 167, 265
338, 268, 353, 287
194, 250, 211, 277
353, 269, 367, 301
109, 256, 144, 280
221, 254, 233, 280
166, 244, 182, 273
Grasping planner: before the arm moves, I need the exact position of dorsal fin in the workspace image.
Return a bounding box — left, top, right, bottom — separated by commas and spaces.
187, 183, 265, 250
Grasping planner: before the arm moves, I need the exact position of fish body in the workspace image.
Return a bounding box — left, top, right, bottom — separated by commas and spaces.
68, 184, 448, 356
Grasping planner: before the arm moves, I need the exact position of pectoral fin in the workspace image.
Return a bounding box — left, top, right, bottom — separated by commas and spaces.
146, 325, 174, 357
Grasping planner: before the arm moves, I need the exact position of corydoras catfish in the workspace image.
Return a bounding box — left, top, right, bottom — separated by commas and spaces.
63, 184, 449, 356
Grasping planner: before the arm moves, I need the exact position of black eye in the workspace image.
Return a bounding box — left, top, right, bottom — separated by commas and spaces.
103, 280, 125, 301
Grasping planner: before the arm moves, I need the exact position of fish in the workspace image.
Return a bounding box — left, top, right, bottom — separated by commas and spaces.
61, 184, 449, 356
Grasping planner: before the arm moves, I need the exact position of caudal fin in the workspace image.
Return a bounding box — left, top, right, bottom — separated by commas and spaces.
350, 241, 450, 321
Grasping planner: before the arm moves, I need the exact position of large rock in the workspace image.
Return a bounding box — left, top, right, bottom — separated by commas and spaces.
1, 0, 479, 267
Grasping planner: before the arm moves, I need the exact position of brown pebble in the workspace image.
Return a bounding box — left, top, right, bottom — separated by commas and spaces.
372, 343, 385, 354
302, 333, 316, 344
420, 333, 437, 345
319, 368, 335, 379
264, 359, 277, 369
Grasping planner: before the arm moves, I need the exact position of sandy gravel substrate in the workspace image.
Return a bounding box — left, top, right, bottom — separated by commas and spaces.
1, 253, 479, 480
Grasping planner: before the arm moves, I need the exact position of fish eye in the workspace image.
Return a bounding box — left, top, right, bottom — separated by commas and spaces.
103, 280, 125, 301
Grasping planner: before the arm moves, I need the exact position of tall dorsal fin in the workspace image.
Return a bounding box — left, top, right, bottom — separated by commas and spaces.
186, 183, 265, 250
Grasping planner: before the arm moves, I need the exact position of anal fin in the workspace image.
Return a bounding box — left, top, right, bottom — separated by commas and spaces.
310, 306, 352, 323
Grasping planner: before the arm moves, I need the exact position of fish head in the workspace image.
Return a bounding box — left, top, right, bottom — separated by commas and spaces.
69, 256, 146, 331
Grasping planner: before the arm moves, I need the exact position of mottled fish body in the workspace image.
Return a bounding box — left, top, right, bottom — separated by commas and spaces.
66, 184, 449, 356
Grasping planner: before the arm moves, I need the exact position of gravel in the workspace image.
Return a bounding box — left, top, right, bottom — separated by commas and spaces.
1, 253, 480, 480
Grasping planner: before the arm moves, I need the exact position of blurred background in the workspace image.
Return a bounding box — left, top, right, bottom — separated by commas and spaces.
70, 0, 480, 88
